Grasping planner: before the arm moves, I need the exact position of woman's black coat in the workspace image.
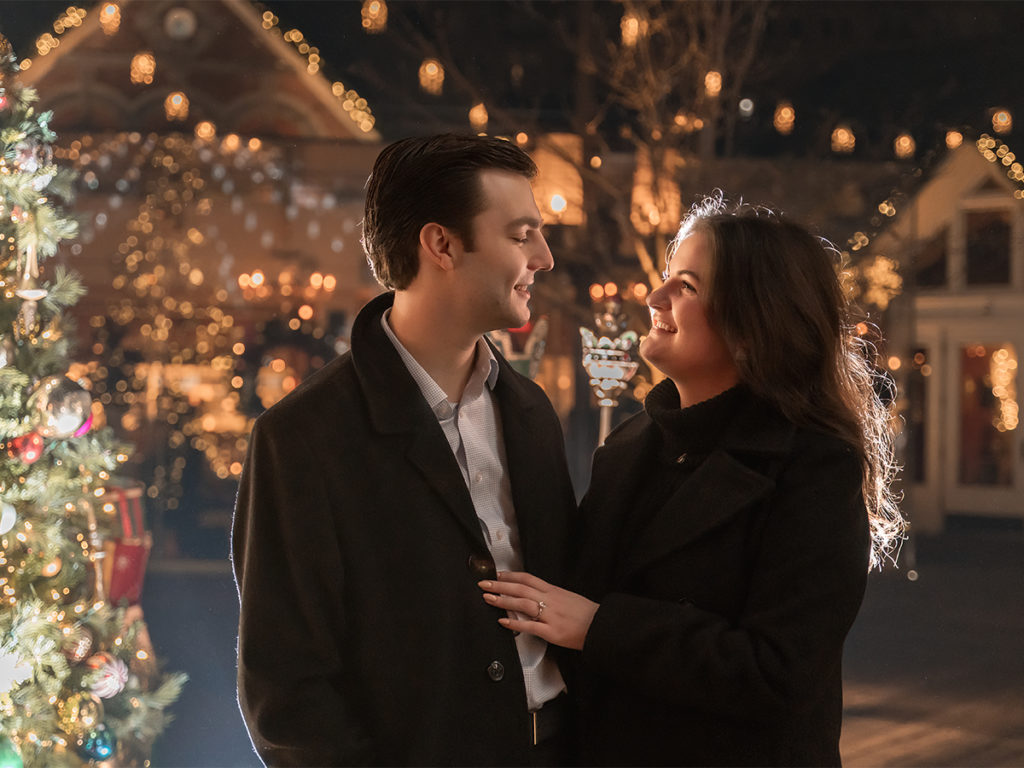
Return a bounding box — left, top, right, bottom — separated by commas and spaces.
572, 390, 871, 766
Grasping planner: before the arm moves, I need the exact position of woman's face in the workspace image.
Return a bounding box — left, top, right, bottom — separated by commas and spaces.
640, 230, 739, 405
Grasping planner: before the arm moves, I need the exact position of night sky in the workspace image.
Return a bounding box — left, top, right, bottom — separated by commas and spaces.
2, 1, 1022, 159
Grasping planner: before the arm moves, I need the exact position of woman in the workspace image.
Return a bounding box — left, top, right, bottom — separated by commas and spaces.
479, 197, 903, 766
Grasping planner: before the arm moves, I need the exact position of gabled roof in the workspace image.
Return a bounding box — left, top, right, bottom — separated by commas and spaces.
19, 0, 379, 141
859, 136, 1024, 250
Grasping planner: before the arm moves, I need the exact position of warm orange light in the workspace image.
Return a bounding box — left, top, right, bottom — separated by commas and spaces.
704, 71, 722, 98
298, 304, 314, 320
310, 272, 324, 289
589, 283, 605, 301
632, 283, 649, 301
323, 274, 337, 291
195, 121, 215, 140
237, 273, 250, 289
469, 103, 489, 131
250, 270, 265, 287
232, 342, 245, 355
604, 282, 618, 297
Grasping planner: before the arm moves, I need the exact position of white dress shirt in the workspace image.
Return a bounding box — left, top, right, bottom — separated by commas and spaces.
382, 311, 565, 711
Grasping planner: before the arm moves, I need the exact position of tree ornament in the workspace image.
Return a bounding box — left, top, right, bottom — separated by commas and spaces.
76, 724, 116, 761
0, 648, 32, 694
85, 652, 129, 698
0, 734, 24, 768
0, 501, 16, 535
40, 556, 62, 578
61, 624, 95, 664
29, 376, 92, 438
14, 244, 46, 303
56, 692, 103, 736
7, 432, 43, 464
0, 336, 15, 367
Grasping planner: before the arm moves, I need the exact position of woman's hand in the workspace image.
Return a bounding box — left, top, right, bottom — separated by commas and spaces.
478, 571, 599, 651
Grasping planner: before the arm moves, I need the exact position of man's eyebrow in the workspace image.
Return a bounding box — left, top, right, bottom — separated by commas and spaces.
507, 216, 543, 230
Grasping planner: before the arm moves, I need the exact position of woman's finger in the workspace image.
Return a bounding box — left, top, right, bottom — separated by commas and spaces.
482, 592, 543, 617
499, 616, 552, 640
477, 579, 537, 599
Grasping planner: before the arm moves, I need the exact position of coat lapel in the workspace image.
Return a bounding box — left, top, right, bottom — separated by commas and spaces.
491, 353, 546, 570
586, 389, 797, 584
350, 292, 487, 550
617, 450, 776, 580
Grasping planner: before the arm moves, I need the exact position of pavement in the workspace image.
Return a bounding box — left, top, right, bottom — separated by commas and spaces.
139, 519, 1024, 767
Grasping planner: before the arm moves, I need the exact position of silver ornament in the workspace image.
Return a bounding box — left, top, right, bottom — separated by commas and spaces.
29, 376, 93, 438
0, 336, 15, 367
0, 501, 16, 535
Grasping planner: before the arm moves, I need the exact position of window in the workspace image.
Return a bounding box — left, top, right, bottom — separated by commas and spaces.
965, 210, 1011, 285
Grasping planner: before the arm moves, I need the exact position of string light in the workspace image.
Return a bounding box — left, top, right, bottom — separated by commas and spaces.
992, 108, 1012, 135
946, 130, 963, 149
704, 71, 722, 99
620, 13, 647, 47
163, 92, 189, 121
418, 58, 444, 95
129, 52, 155, 85
99, 3, 121, 35
361, 0, 388, 33
469, 103, 489, 131
894, 133, 916, 159
831, 124, 856, 154
773, 101, 795, 134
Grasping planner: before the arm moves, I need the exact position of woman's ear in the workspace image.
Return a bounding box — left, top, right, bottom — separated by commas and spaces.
419, 222, 456, 272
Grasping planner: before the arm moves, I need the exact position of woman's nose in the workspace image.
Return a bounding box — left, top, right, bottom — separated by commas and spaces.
646, 284, 669, 310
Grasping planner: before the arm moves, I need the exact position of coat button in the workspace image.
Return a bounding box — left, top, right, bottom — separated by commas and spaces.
487, 661, 505, 681
467, 554, 496, 579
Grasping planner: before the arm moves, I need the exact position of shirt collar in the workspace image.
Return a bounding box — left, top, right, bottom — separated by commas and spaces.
381, 309, 499, 420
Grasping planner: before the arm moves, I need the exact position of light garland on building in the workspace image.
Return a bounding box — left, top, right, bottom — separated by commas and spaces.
54, 129, 357, 512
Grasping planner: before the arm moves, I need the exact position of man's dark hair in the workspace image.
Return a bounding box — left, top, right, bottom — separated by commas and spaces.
361, 134, 538, 290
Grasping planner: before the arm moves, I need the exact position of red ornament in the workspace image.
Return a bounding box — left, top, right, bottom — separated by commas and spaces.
7, 431, 44, 464
0, 95, 7, 110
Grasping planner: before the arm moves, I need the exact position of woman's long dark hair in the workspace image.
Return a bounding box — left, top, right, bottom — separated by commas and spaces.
673, 195, 904, 568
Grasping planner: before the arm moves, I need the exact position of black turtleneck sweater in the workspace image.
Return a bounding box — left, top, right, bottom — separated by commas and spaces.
620, 379, 747, 548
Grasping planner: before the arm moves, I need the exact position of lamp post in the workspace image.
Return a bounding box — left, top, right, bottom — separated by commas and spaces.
580, 292, 639, 445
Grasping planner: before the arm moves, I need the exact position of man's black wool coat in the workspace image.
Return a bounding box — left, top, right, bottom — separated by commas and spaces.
233, 292, 576, 766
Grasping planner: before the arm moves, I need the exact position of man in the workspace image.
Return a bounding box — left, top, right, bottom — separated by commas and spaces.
232, 134, 577, 766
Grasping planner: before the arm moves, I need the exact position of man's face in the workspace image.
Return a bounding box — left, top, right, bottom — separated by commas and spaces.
452, 169, 553, 331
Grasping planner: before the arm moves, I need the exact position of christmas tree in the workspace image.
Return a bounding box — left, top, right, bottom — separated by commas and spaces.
0, 37, 184, 768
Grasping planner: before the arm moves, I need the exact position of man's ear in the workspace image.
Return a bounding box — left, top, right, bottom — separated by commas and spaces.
419, 222, 459, 272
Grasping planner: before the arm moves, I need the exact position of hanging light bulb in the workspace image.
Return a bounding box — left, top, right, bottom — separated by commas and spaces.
831, 124, 855, 154
469, 103, 489, 132
361, 0, 387, 33
418, 58, 444, 95
894, 133, 916, 159
773, 101, 795, 134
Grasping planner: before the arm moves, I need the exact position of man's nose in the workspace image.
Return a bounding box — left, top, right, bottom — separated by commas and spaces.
530, 234, 554, 272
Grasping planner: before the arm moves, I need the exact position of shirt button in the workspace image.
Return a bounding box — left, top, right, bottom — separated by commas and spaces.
467, 554, 496, 579
487, 661, 505, 682
496, 530, 504, 541
474, 472, 484, 484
